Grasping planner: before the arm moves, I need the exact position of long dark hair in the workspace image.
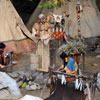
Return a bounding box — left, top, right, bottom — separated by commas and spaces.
0, 42, 6, 49
0, 43, 6, 65
60, 52, 68, 68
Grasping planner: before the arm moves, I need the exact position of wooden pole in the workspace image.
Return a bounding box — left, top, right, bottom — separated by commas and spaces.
52, 71, 90, 80
82, 52, 86, 73
35, 68, 91, 80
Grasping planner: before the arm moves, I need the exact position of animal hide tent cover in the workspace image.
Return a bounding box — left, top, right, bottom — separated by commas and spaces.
66, 0, 100, 38
0, 0, 35, 53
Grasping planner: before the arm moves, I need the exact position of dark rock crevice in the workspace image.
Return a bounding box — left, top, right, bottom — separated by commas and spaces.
11, 0, 40, 24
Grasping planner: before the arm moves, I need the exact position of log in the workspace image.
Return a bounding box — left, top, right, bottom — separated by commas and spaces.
53, 71, 90, 80
35, 68, 91, 80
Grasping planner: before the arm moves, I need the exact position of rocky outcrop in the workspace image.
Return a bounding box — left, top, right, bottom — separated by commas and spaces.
0, 72, 22, 99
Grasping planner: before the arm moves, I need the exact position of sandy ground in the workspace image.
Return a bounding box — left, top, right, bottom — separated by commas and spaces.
5, 49, 100, 100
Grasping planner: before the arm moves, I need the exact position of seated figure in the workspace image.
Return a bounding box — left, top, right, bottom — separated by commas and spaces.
58, 52, 78, 74
0, 43, 10, 69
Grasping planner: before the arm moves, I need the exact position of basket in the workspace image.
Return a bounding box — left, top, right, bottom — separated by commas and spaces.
70, 53, 81, 64
66, 76, 76, 82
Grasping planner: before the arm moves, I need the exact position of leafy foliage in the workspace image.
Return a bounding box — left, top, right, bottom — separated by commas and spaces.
64, 40, 85, 55
38, 0, 67, 9
94, 0, 99, 3
58, 39, 85, 56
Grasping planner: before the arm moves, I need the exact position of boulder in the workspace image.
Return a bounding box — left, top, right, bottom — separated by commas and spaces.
96, 55, 100, 59
0, 89, 11, 99
0, 72, 22, 98
32, 72, 40, 79
17, 81, 23, 87
34, 75, 44, 85
16, 70, 25, 76
25, 85, 33, 91
8, 72, 19, 78
19, 95, 43, 100
0, 84, 8, 89
30, 84, 37, 90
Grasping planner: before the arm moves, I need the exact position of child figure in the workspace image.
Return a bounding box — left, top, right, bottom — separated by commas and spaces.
58, 52, 78, 74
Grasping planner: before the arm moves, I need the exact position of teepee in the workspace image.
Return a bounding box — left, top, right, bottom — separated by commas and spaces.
67, 0, 100, 38
0, 0, 35, 53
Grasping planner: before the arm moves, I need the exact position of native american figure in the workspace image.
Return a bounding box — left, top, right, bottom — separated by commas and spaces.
32, 14, 51, 71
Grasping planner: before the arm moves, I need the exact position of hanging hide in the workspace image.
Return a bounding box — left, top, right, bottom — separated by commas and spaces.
48, 13, 66, 40
45, 79, 85, 100
53, 14, 63, 23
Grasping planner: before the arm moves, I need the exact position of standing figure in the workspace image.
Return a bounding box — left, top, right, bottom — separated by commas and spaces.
32, 14, 51, 71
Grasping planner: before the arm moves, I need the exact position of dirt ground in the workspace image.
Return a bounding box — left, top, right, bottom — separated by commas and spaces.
6, 49, 100, 100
